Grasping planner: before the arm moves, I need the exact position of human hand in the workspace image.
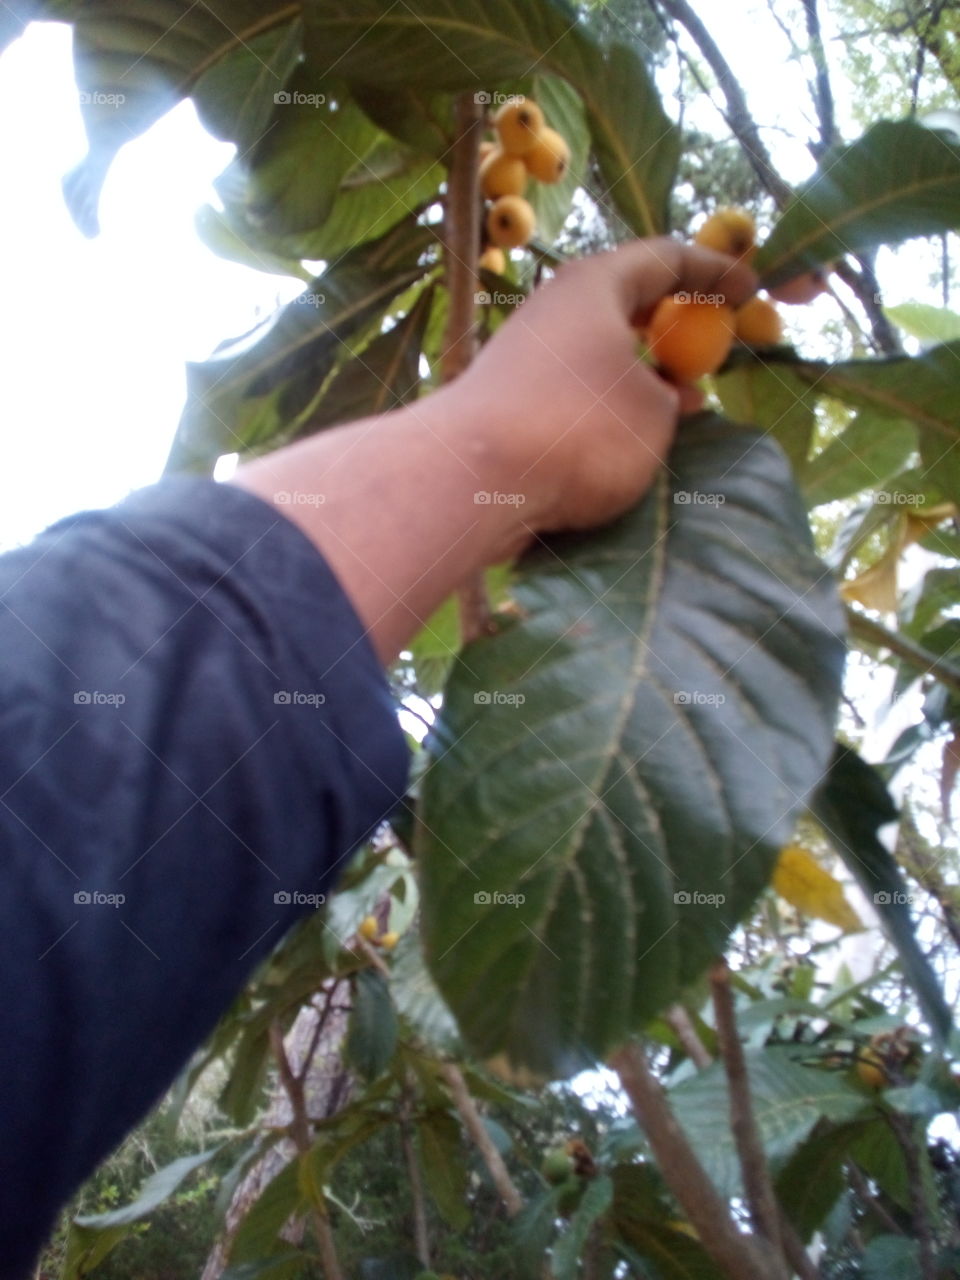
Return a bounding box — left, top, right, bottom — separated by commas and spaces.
452, 237, 757, 533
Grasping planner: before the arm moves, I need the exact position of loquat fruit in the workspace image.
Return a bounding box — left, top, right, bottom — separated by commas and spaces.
734, 295, 783, 347
493, 96, 545, 155
524, 126, 571, 183
478, 139, 496, 164
358, 915, 380, 942
479, 148, 528, 199
541, 1146, 575, 1185
645, 295, 736, 382
694, 207, 757, 262
478, 246, 507, 274
486, 194, 536, 249
378, 931, 400, 950
855, 1046, 888, 1091
769, 270, 828, 305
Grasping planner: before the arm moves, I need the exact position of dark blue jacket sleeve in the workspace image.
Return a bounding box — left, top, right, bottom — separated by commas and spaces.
0, 478, 409, 1278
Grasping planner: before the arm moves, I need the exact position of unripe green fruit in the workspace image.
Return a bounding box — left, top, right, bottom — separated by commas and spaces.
541, 1147, 575, 1185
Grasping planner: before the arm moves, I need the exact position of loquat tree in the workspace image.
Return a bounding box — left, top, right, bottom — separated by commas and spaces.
8, 0, 960, 1277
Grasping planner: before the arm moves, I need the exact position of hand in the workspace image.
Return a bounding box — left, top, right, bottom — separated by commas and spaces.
451, 237, 757, 532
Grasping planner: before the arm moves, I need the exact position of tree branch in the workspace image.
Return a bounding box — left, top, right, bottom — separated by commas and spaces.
440, 1062, 524, 1218
886, 1111, 940, 1279
665, 1003, 713, 1068
609, 1040, 779, 1280
400, 1083, 431, 1269
270, 1020, 344, 1280
441, 91, 491, 647
710, 963, 790, 1277
654, 0, 792, 206
801, 0, 837, 155
845, 604, 960, 697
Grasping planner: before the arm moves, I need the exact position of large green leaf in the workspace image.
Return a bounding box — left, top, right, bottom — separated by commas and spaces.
294, 285, 434, 436
714, 360, 820, 471
166, 218, 433, 473
862, 1236, 922, 1280
302, 0, 679, 236
784, 343, 960, 502
811, 744, 952, 1042
192, 21, 303, 150
75, 1147, 222, 1229
668, 1047, 868, 1198
417, 414, 845, 1077
65, 1, 301, 235
886, 301, 960, 345
230, 1159, 304, 1264
756, 120, 960, 287
346, 969, 398, 1081
418, 1110, 469, 1230
799, 414, 918, 508
775, 1120, 871, 1240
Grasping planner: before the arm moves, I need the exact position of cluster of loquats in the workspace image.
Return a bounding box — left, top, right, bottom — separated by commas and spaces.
639, 207, 829, 384
357, 913, 399, 951
477, 95, 572, 274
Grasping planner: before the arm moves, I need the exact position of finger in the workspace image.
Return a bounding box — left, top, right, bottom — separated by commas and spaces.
600, 237, 759, 318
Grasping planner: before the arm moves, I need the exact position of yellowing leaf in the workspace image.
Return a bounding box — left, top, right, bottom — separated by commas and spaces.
772, 844, 864, 931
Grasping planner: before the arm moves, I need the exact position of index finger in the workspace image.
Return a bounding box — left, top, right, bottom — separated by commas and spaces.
599, 236, 759, 321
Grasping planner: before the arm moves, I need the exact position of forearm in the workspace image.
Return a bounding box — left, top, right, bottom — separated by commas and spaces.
231, 385, 533, 665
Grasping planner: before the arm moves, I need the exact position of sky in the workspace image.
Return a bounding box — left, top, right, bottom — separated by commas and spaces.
0, 23, 301, 551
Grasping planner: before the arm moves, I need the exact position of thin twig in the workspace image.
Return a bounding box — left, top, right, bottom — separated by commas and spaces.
846, 605, 960, 697
710, 962, 789, 1276
270, 1020, 344, 1280
440, 91, 491, 647
609, 1040, 778, 1280
886, 1111, 940, 1279
847, 1161, 906, 1236
400, 1081, 431, 1268
665, 1003, 713, 1068
801, 0, 837, 154
440, 1062, 524, 1217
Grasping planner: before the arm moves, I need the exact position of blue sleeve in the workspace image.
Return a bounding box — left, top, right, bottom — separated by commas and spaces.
0, 478, 410, 1277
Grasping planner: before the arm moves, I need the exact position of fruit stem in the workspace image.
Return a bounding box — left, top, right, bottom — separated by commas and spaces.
441, 91, 494, 646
